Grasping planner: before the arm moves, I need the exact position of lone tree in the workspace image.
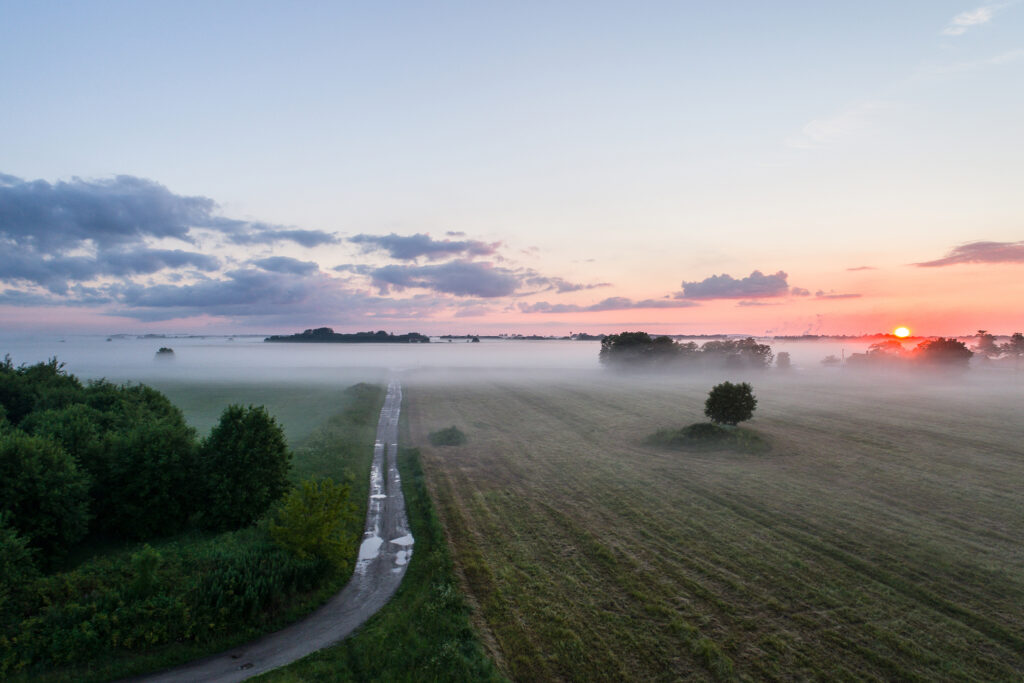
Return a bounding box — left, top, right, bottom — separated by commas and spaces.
200, 405, 291, 531
704, 382, 757, 425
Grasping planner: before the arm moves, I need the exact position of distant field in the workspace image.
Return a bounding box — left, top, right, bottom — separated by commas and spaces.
405, 369, 1024, 680
150, 375, 384, 447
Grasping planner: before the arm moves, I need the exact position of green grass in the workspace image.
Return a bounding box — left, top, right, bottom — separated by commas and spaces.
258, 446, 503, 683
647, 422, 771, 453
404, 371, 1024, 681
4, 381, 386, 683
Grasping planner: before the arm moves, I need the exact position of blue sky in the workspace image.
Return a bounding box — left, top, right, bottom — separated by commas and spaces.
1, 1, 1023, 334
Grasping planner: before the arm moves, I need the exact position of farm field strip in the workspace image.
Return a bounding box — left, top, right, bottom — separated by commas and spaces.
406, 371, 1024, 680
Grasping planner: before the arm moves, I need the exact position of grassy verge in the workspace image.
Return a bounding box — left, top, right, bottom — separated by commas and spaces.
257, 446, 503, 682
4, 382, 385, 683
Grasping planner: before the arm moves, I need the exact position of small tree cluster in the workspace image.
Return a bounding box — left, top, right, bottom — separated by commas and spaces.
0, 357, 293, 570
600, 332, 773, 370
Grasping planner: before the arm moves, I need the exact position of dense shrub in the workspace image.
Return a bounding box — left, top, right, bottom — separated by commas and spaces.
0, 432, 91, 560
429, 425, 467, 446
0, 516, 38, 615
0, 529, 329, 675
270, 478, 358, 571
704, 382, 757, 425
200, 405, 291, 531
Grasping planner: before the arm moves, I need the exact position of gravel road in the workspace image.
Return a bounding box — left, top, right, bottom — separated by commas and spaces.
133, 379, 412, 682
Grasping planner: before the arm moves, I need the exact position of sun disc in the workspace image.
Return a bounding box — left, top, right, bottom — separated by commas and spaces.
894, 326, 910, 338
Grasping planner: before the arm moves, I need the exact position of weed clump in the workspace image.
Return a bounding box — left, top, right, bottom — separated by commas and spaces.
429, 425, 467, 446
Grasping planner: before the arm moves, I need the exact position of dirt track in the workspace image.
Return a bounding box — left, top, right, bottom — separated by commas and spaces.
133, 379, 412, 683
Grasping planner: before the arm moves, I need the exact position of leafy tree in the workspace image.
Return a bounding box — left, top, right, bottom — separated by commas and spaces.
973, 330, 1000, 358
200, 405, 292, 531
704, 382, 757, 425
1001, 332, 1024, 359
913, 337, 973, 367
97, 418, 199, 538
269, 478, 358, 570
0, 432, 91, 560
0, 514, 38, 614
599, 332, 655, 365
775, 351, 791, 369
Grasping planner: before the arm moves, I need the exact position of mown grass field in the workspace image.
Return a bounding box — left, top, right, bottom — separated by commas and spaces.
405, 369, 1024, 681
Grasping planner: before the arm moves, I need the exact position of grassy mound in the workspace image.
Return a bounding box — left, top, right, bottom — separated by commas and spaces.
429, 425, 467, 446
646, 422, 770, 453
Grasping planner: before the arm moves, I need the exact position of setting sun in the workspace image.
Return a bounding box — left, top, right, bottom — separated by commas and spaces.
894, 327, 911, 338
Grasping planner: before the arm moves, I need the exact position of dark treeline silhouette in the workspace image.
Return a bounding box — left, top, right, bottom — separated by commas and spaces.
599, 332, 773, 370
265, 327, 430, 343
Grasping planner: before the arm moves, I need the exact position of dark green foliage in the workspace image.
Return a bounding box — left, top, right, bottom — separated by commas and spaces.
0, 432, 91, 561
0, 381, 386, 680
429, 425, 467, 446
95, 418, 198, 538
0, 515, 38, 614
0, 529, 328, 676
128, 545, 161, 599
199, 405, 292, 531
0, 357, 84, 427
269, 478, 358, 571
913, 337, 973, 367
704, 381, 757, 425
24, 387, 200, 539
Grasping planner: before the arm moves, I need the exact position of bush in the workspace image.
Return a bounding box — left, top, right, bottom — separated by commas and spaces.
0, 515, 38, 615
704, 382, 757, 425
200, 405, 292, 531
645, 424, 770, 454
429, 425, 467, 446
270, 478, 358, 571
0, 432, 91, 561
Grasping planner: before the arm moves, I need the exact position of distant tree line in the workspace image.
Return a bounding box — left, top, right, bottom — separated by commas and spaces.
265, 327, 430, 343
599, 332, 774, 370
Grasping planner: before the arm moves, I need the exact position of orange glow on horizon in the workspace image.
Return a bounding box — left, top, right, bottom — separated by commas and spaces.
894, 326, 911, 338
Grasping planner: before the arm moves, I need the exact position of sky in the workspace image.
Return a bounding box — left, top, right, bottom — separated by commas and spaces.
1, 1, 1023, 336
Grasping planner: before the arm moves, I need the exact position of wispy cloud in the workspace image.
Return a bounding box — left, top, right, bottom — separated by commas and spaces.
942, 5, 1001, 36
815, 290, 862, 300
519, 297, 699, 314
920, 48, 1024, 75
787, 102, 890, 149
914, 240, 1024, 266
846, 266, 877, 271
349, 232, 500, 261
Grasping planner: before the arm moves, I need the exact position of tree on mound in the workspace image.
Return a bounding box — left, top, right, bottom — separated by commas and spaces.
704, 382, 757, 425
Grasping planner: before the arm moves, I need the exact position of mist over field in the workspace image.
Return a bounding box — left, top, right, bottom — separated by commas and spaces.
1, 333, 1010, 384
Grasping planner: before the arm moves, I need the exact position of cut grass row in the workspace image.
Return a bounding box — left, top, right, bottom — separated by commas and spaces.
404, 371, 1024, 680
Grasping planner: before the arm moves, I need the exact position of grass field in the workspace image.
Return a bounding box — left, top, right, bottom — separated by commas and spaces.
405, 369, 1024, 681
